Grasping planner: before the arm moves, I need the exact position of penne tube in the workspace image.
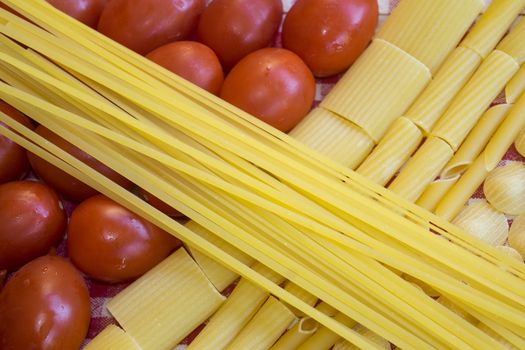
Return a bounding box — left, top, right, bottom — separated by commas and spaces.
431, 50, 519, 151
187, 263, 285, 350
356, 117, 422, 186
459, 0, 525, 58
84, 325, 141, 350
269, 317, 319, 350
297, 312, 357, 350
416, 176, 459, 212
497, 15, 525, 65
289, 107, 373, 169
332, 326, 390, 350
106, 248, 226, 350
441, 104, 511, 178
320, 38, 431, 143
375, 0, 483, 74
388, 137, 453, 203
280, 282, 318, 317
185, 220, 255, 291
515, 125, 525, 157
506, 64, 525, 104
226, 296, 295, 350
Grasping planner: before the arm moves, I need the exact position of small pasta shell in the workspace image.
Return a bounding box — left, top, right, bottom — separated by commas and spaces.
452, 201, 509, 246
484, 162, 525, 215
508, 213, 525, 258
515, 126, 525, 157
494, 245, 523, 262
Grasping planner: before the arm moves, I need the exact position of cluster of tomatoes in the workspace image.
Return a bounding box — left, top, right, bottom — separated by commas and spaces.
0, 0, 377, 349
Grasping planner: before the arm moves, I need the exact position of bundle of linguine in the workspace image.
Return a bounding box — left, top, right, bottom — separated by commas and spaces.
0, 1, 524, 349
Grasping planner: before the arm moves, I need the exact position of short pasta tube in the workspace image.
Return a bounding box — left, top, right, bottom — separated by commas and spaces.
375, 0, 483, 74
226, 296, 295, 350
357, 117, 422, 186
269, 317, 319, 350
280, 282, 318, 318
297, 312, 357, 350
84, 325, 140, 350
320, 38, 431, 142
497, 16, 525, 65
289, 107, 374, 169
484, 162, 525, 215
106, 248, 226, 350
515, 126, 525, 158
506, 63, 525, 104
416, 176, 459, 212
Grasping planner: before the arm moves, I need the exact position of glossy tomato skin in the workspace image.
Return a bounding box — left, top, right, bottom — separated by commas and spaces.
0, 181, 66, 272
27, 125, 133, 202
146, 41, 224, 95
198, 0, 282, 70
220, 48, 316, 132
47, 0, 109, 28
0, 256, 91, 350
67, 195, 182, 283
0, 101, 33, 184
98, 0, 205, 55
139, 188, 184, 218
282, 0, 378, 77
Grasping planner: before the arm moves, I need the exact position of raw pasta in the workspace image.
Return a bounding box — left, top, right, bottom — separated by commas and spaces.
484, 162, 525, 215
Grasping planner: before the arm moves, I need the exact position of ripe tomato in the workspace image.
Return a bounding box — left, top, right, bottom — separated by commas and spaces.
220, 48, 316, 132
139, 188, 184, 218
46, 0, 109, 28
27, 125, 133, 202
67, 194, 182, 283
97, 0, 205, 55
282, 0, 378, 77
146, 41, 224, 95
0, 181, 66, 272
0, 256, 90, 350
0, 101, 33, 184
197, 0, 282, 70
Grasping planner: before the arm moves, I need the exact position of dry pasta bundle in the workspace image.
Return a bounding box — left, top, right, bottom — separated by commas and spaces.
1, 2, 525, 349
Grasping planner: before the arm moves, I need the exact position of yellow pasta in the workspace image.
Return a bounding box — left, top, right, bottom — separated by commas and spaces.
297, 313, 357, 350
509, 213, 525, 258
356, 117, 422, 186
416, 176, 459, 212
436, 297, 478, 325
185, 220, 255, 291
288, 107, 373, 169
106, 248, 225, 350
388, 136, 453, 202
332, 326, 390, 350
484, 162, 525, 215
506, 64, 525, 104
460, 0, 525, 58
83, 325, 140, 350
431, 50, 519, 151
320, 38, 431, 142
477, 323, 520, 349
515, 125, 525, 157
441, 104, 511, 178
187, 263, 285, 350
451, 201, 509, 246
226, 296, 295, 350
269, 317, 318, 350
495, 246, 524, 262
280, 282, 318, 317
497, 16, 525, 65
375, 0, 483, 73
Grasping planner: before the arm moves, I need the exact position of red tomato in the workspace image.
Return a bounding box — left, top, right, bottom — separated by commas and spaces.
0, 101, 33, 184
282, 0, 378, 77
197, 0, 282, 69
98, 0, 205, 55
220, 48, 315, 132
0, 181, 66, 272
139, 187, 184, 218
146, 41, 224, 95
0, 256, 90, 350
46, 0, 109, 28
67, 194, 182, 283
27, 125, 133, 202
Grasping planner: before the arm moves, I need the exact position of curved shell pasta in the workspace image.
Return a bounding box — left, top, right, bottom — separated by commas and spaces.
452, 201, 509, 246
495, 245, 523, 262
508, 213, 525, 258
484, 162, 525, 215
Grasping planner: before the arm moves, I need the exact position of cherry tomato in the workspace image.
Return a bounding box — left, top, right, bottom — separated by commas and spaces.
0, 101, 33, 184
27, 125, 133, 202
220, 48, 315, 132
0, 181, 66, 272
282, 0, 378, 77
139, 187, 184, 218
0, 256, 90, 350
67, 194, 182, 283
197, 0, 282, 70
146, 41, 224, 95
98, 0, 205, 55
46, 0, 109, 28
